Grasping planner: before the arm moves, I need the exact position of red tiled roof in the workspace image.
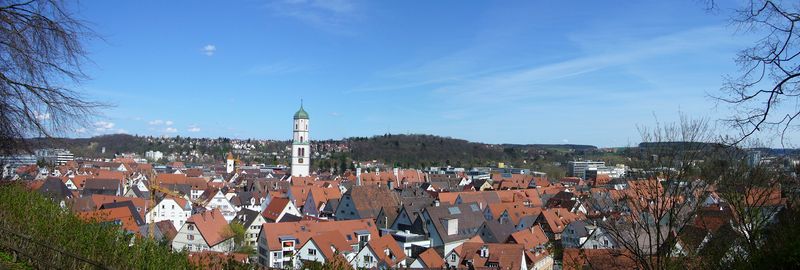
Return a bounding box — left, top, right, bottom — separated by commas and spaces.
304, 231, 353, 261
417, 248, 443, 268
186, 209, 233, 247
78, 207, 139, 232
366, 234, 406, 266
261, 219, 378, 251
262, 197, 291, 221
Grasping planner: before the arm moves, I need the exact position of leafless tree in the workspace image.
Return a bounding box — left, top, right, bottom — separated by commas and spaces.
585, 116, 720, 270
715, 0, 800, 146
700, 144, 798, 268
0, 0, 102, 154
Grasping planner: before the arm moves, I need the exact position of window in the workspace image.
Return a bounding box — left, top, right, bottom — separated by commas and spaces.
451, 253, 456, 261
358, 234, 370, 243
307, 249, 316, 256
188, 225, 194, 231
188, 235, 194, 240
363, 255, 373, 263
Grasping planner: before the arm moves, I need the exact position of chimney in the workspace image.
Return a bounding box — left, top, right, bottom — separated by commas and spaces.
434, 200, 440, 207
393, 167, 399, 180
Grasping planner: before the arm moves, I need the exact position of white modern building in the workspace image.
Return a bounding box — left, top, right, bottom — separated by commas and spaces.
145, 150, 164, 162
35, 149, 74, 165
568, 160, 606, 179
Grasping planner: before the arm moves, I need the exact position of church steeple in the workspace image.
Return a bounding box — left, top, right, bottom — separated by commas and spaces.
294, 100, 309, 120
291, 101, 310, 177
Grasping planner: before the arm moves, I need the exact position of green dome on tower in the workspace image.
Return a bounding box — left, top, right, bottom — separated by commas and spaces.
294, 104, 309, 119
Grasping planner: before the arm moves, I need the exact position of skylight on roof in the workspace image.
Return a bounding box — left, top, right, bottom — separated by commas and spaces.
448, 207, 461, 215
470, 204, 480, 212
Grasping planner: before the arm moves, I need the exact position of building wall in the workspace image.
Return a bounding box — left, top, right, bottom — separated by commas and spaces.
532, 255, 554, 270
245, 215, 266, 247
334, 194, 361, 220
171, 222, 234, 253
147, 198, 191, 230
350, 246, 379, 269
205, 191, 236, 222
295, 240, 327, 267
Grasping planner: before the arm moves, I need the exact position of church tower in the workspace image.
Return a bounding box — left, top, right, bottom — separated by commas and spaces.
226, 152, 235, 174
291, 102, 310, 177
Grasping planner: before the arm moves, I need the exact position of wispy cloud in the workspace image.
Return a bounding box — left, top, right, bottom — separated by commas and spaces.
432, 26, 733, 103
149, 119, 174, 126
34, 111, 50, 121
268, 0, 361, 35
165, 127, 178, 133
202, 44, 216, 56
361, 26, 735, 105
187, 125, 201, 132
94, 121, 115, 132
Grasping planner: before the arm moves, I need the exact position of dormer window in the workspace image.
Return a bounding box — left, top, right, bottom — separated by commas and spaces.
480, 246, 489, 258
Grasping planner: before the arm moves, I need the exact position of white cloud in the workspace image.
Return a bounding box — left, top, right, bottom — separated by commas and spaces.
149, 119, 174, 126
117, 129, 129, 134
165, 127, 178, 133
34, 111, 50, 121
269, 0, 360, 35
93, 121, 117, 133
94, 121, 115, 130
203, 44, 216, 56
187, 125, 201, 132
75, 127, 87, 133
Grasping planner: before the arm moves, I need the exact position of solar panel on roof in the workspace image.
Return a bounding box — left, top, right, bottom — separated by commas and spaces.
448, 207, 461, 215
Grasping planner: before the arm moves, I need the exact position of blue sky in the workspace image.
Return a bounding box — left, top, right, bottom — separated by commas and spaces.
73, 0, 764, 147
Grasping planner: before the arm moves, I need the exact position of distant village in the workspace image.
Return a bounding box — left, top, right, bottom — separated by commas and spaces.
1, 105, 797, 270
